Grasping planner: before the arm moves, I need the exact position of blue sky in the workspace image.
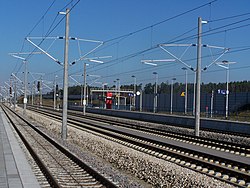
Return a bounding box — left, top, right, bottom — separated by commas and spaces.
1, 0, 250, 92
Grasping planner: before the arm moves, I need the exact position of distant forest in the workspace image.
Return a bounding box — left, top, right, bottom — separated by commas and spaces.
64, 80, 250, 95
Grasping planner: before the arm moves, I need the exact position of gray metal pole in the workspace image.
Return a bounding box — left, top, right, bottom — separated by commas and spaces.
134, 77, 136, 107
90, 90, 92, 106
185, 69, 188, 114
10, 78, 12, 105
211, 90, 214, 118
31, 82, 34, 106
23, 61, 27, 115
153, 72, 158, 113
14, 76, 17, 111
154, 79, 156, 113
155, 74, 158, 113
193, 72, 196, 116
40, 76, 43, 107
131, 75, 136, 108
86, 85, 89, 106
117, 79, 120, 110
62, 8, 70, 140
80, 83, 83, 106
182, 67, 188, 114
140, 90, 142, 112
226, 67, 229, 119
83, 63, 87, 115
195, 17, 202, 137
102, 84, 104, 108
170, 79, 173, 114
53, 75, 56, 110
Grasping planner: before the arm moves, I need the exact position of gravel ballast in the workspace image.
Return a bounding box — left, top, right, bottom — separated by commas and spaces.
24, 108, 237, 188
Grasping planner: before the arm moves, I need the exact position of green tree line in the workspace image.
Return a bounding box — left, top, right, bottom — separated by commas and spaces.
144, 81, 250, 94
143, 80, 250, 94
47, 80, 250, 96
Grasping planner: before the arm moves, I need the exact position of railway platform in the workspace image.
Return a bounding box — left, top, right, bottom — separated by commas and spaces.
0, 108, 40, 188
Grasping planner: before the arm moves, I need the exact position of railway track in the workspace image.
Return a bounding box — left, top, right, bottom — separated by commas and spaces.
69, 109, 250, 155
1, 105, 118, 188
30, 105, 250, 157
27, 105, 250, 187
69, 105, 250, 138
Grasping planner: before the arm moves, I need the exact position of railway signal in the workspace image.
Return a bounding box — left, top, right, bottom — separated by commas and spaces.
37, 81, 40, 91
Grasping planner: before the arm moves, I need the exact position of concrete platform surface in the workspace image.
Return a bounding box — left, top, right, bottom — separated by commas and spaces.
0, 108, 40, 188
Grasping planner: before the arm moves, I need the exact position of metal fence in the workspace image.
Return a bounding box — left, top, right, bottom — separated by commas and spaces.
135, 92, 250, 116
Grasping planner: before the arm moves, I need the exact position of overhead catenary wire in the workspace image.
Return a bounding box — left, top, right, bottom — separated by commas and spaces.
113, 62, 250, 86
93, 0, 218, 55
89, 11, 250, 74
82, 44, 250, 87
85, 15, 250, 76
24, 0, 81, 62
162, 17, 250, 45
11, 0, 57, 75
104, 0, 218, 43
26, 0, 57, 38
9, 1, 250, 89
48, 21, 250, 83
7, 0, 81, 89
209, 12, 250, 23
9, 0, 222, 81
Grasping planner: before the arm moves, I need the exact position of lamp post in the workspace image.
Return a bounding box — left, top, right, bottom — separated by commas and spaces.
182, 67, 188, 114
193, 71, 196, 116
102, 82, 108, 109
53, 75, 57, 110
31, 82, 33, 106
170, 77, 176, 114
131, 75, 136, 108
113, 80, 117, 108
116, 78, 120, 110
81, 75, 83, 106
216, 60, 236, 119
83, 63, 87, 115
24, 61, 28, 115
14, 77, 17, 110
153, 72, 158, 113
139, 90, 143, 112
39, 76, 43, 107
210, 90, 214, 118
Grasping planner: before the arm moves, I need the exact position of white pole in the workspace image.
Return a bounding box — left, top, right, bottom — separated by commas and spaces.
117, 79, 120, 110
80, 81, 83, 106
132, 75, 136, 108
83, 63, 87, 115
62, 8, 70, 140
14, 76, 17, 111
32, 82, 34, 106
193, 71, 196, 116
153, 72, 158, 113
170, 79, 174, 114
226, 66, 229, 119
182, 68, 188, 114
156, 74, 158, 113
23, 61, 28, 115
53, 75, 57, 110
211, 90, 214, 118
140, 90, 143, 112
195, 17, 202, 137
40, 76, 43, 107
